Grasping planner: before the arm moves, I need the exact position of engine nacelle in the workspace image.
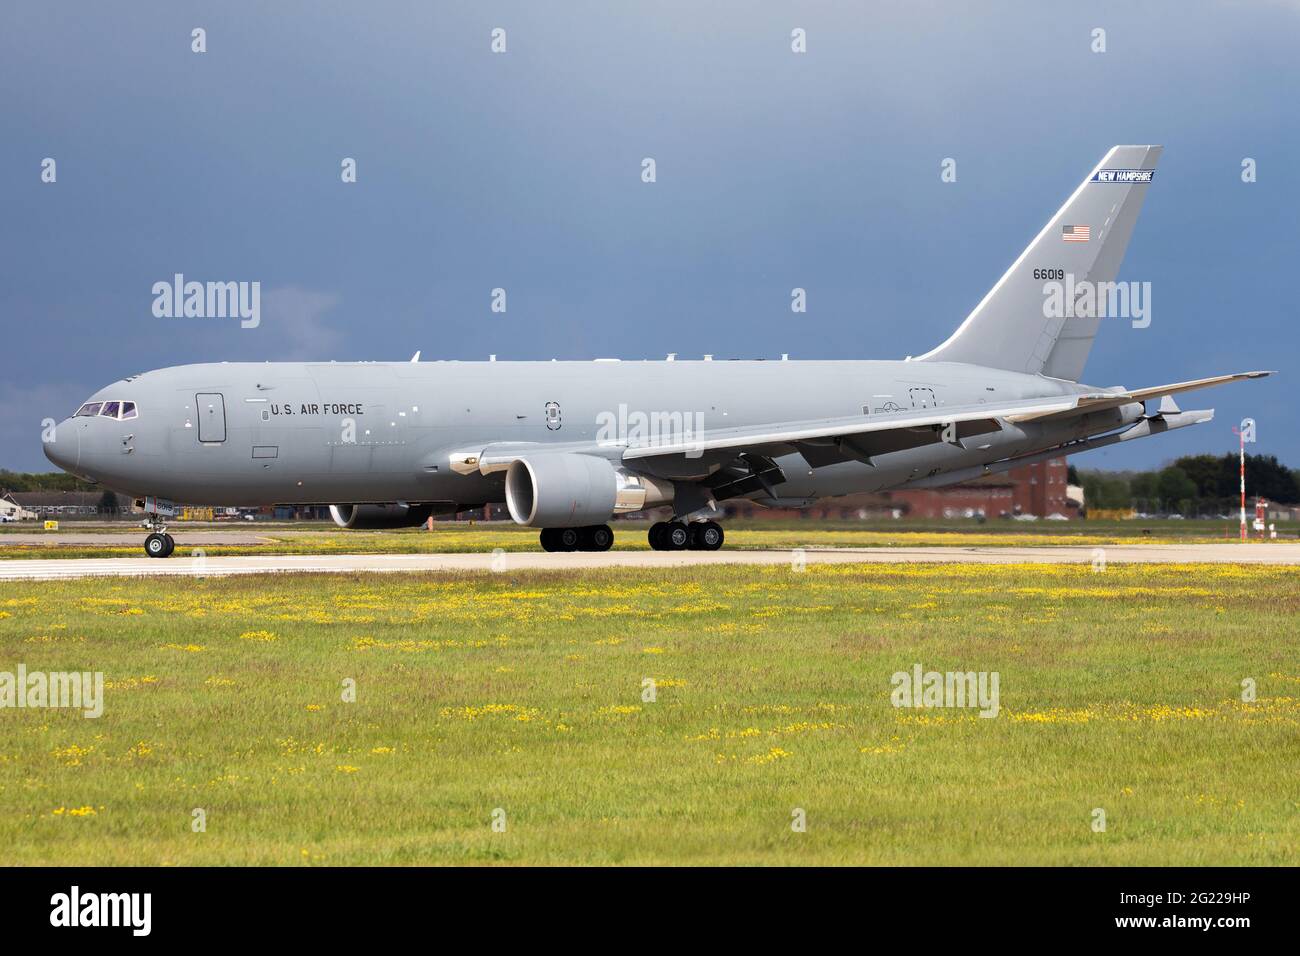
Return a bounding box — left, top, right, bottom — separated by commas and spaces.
504, 455, 672, 527
329, 503, 434, 529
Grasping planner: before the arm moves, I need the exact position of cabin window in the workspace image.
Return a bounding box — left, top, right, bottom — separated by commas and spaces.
120, 401, 138, 420
99, 401, 121, 418
74, 402, 103, 417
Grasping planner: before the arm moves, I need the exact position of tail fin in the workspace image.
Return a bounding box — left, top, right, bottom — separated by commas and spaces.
916, 145, 1161, 381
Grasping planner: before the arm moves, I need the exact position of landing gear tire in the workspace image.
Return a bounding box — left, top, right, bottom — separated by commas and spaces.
663, 522, 690, 551
145, 533, 171, 558
162, 533, 176, 557
689, 521, 724, 551
558, 528, 582, 551
649, 522, 693, 551
540, 527, 590, 552
648, 521, 669, 551
581, 524, 614, 552
540, 530, 577, 554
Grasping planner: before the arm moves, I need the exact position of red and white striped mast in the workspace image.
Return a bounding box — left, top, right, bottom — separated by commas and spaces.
1231, 422, 1247, 541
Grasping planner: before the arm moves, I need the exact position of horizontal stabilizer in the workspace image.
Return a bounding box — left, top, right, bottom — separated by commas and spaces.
1006, 371, 1272, 423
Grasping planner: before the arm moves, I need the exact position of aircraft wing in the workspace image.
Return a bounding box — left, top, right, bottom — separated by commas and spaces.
1004, 371, 1272, 423
619, 397, 1064, 463
467, 396, 1065, 477
616, 370, 1271, 467
463, 370, 1270, 484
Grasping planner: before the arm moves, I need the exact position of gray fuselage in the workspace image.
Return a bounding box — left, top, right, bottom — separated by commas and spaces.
46, 359, 1134, 510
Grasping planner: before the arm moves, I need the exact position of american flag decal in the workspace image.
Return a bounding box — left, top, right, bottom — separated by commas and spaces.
1062, 224, 1091, 242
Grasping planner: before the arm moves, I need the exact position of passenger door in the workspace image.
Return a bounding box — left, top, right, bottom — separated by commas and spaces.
196, 393, 227, 442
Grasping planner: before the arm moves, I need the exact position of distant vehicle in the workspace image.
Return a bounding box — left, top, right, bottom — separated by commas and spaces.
42, 146, 1271, 557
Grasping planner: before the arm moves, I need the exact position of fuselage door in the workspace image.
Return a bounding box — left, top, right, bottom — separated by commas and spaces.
196, 393, 227, 442
908, 387, 937, 409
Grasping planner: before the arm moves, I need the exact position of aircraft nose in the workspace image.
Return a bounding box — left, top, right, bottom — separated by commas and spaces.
43, 419, 79, 471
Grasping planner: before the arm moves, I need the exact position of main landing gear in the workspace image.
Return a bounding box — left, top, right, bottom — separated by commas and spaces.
142, 516, 175, 558
648, 520, 724, 551
537, 521, 725, 553
539, 525, 615, 553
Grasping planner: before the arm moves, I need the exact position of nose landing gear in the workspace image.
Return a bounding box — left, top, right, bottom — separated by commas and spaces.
142, 515, 175, 558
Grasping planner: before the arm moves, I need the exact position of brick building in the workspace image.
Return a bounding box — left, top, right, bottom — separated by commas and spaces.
721, 457, 1075, 520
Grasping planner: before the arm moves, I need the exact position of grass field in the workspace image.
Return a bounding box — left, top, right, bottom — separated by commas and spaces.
3, 517, 1293, 560
2, 562, 1298, 865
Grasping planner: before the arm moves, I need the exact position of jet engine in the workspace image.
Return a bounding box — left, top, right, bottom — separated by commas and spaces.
504, 455, 672, 527
329, 502, 435, 529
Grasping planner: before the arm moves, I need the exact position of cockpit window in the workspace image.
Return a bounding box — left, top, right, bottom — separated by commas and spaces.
74, 399, 139, 419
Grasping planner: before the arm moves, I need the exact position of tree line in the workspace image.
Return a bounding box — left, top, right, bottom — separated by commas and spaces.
0, 469, 102, 493
1075, 454, 1300, 516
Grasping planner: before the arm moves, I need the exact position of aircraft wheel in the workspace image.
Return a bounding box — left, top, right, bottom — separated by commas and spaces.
582, 524, 614, 552
556, 527, 582, 552
162, 534, 176, 557
690, 521, 724, 551
648, 521, 669, 551
539, 529, 560, 552
144, 533, 170, 558
663, 522, 690, 551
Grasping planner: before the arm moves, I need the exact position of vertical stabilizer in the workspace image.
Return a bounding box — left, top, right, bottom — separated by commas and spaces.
917, 145, 1161, 381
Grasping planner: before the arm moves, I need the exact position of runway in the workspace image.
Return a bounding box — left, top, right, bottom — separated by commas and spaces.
2, 543, 1298, 580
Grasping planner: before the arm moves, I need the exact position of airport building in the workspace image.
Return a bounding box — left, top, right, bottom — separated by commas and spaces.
722, 458, 1077, 520
0, 496, 35, 521
2, 490, 135, 519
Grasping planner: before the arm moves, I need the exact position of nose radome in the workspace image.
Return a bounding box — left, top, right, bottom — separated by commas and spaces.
43, 419, 79, 471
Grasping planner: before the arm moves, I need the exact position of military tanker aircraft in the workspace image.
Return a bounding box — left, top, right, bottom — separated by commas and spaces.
43, 146, 1270, 556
